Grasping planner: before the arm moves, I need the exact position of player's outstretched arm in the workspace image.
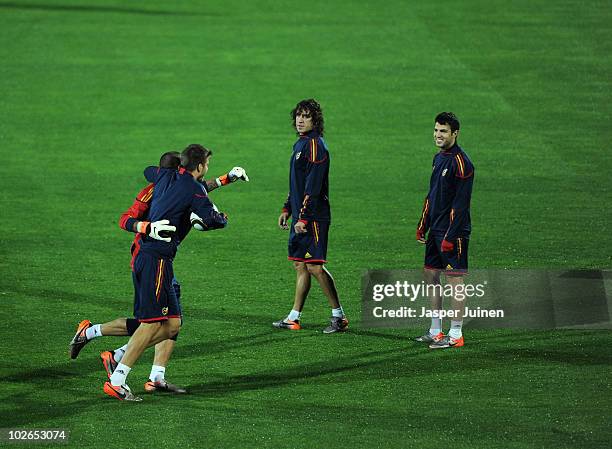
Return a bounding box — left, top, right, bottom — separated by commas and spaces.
204, 167, 249, 192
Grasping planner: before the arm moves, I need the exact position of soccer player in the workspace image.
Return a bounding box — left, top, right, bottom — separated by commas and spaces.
69, 151, 248, 394
415, 112, 475, 349
71, 144, 229, 401
273, 99, 348, 333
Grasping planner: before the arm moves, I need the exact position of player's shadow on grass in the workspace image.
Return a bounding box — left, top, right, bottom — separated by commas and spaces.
349, 329, 413, 341
187, 347, 427, 396
3, 330, 297, 386
485, 347, 612, 367
0, 2, 214, 16
189, 308, 285, 325
0, 392, 94, 428
164, 330, 309, 362
4, 357, 95, 385
12, 285, 129, 310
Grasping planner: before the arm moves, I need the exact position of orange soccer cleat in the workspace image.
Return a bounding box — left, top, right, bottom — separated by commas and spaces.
69, 319, 92, 359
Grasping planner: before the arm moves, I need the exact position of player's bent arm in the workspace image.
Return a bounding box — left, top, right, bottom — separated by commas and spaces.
119, 199, 150, 233
119, 210, 142, 233
190, 209, 227, 231
191, 191, 228, 230
191, 211, 228, 231
119, 202, 173, 238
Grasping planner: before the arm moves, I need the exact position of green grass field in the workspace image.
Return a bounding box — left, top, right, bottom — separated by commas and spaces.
1, 0, 611, 448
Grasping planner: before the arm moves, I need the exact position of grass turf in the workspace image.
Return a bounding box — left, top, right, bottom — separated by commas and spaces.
0, 0, 611, 448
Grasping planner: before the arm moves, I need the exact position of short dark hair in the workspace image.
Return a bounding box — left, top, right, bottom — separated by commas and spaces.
159, 151, 181, 169
180, 144, 212, 172
435, 112, 460, 133
291, 98, 324, 136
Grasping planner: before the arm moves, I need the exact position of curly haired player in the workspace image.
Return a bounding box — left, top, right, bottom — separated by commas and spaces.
274, 99, 348, 333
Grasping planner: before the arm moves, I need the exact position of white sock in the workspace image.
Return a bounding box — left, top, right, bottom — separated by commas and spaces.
448, 320, 463, 339
85, 324, 102, 340
332, 307, 344, 318
149, 365, 166, 383
110, 363, 131, 387
113, 344, 129, 363
429, 316, 442, 336
287, 309, 301, 321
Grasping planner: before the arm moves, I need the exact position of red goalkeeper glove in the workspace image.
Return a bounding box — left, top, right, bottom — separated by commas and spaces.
441, 239, 454, 252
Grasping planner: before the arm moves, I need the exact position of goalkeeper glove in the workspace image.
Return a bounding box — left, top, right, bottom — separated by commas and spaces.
216, 167, 249, 187
137, 219, 176, 242
441, 239, 454, 252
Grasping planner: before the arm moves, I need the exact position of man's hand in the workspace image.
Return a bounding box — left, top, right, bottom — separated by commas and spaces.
278, 212, 289, 230
228, 167, 249, 182
441, 239, 454, 252
148, 219, 176, 242
210, 203, 228, 221
294, 221, 308, 234
216, 167, 250, 187
416, 229, 426, 244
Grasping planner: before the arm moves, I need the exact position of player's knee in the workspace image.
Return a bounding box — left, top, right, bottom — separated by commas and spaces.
168, 324, 180, 338
167, 319, 181, 337
306, 264, 323, 276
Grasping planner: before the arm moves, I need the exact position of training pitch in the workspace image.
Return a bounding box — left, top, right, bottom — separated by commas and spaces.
1, 1, 611, 448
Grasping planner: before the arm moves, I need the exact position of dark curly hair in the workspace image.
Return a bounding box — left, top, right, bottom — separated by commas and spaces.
291, 98, 324, 136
